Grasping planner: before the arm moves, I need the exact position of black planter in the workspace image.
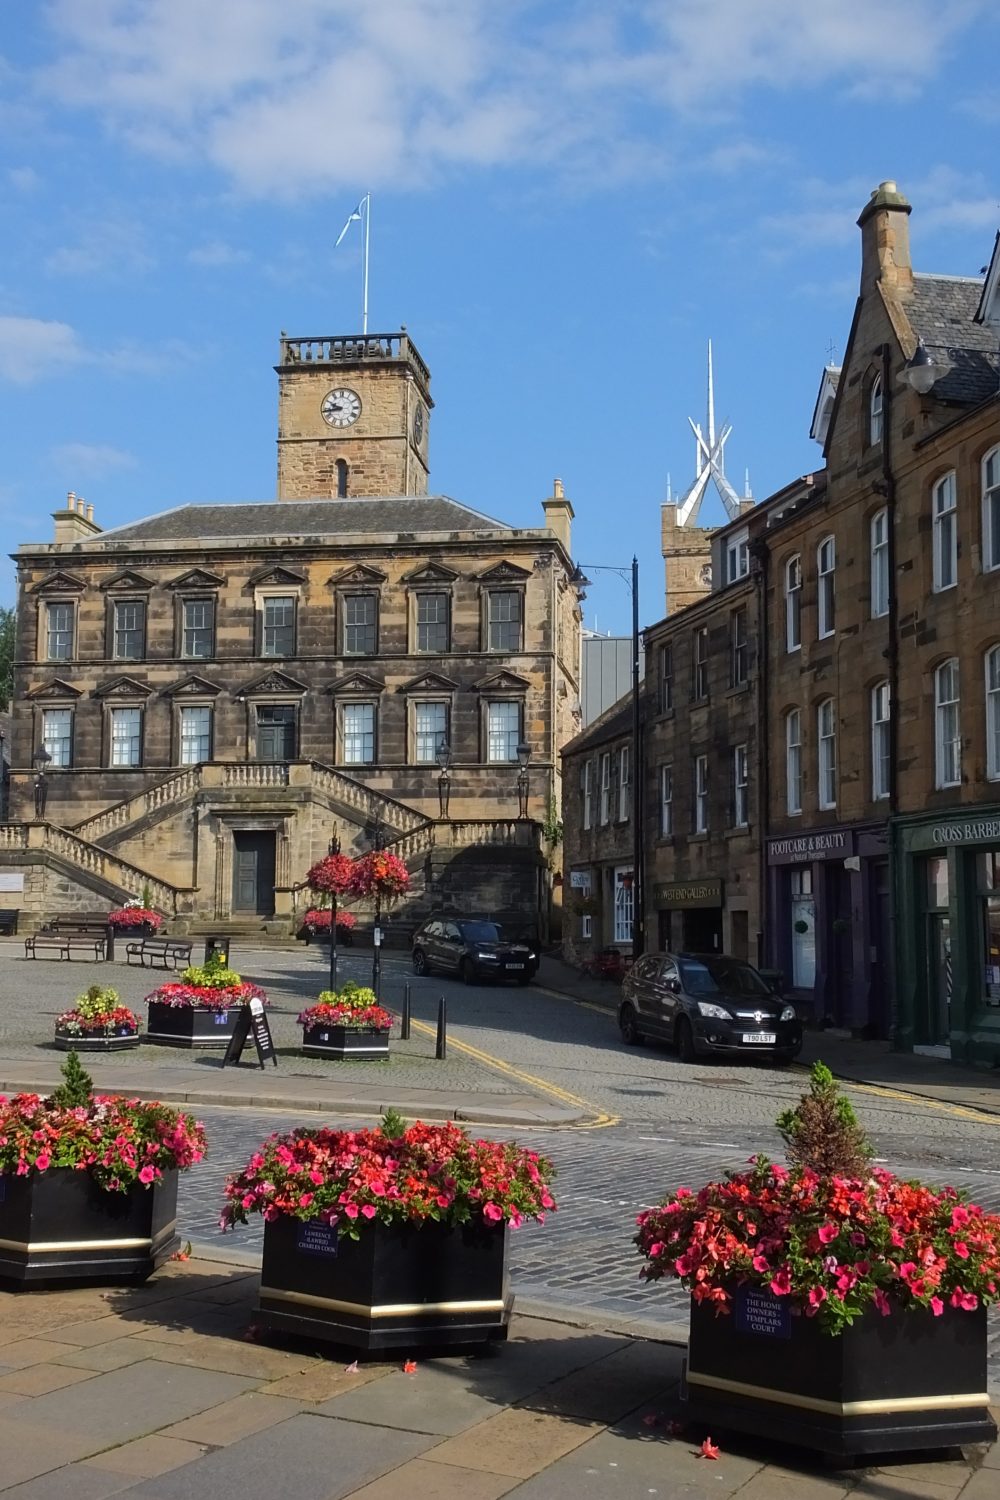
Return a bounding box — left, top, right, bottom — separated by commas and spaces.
0, 1166, 179, 1288
256, 1216, 511, 1355
301, 1024, 390, 1061
54, 1026, 140, 1053
302, 928, 354, 947
145, 1001, 239, 1048
682, 1285, 997, 1458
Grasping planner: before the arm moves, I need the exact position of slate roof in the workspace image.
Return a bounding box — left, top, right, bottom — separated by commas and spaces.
561, 693, 639, 758
907, 274, 999, 404
100, 496, 510, 543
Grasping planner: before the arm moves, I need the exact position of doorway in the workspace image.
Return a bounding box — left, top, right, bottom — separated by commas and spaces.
681, 908, 723, 953
232, 831, 276, 915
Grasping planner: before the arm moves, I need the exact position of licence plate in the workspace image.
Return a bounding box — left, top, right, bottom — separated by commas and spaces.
506, 963, 525, 970
742, 1031, 776, 1045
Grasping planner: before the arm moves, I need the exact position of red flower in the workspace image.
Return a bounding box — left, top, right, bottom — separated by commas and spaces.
305, 854, 355, 896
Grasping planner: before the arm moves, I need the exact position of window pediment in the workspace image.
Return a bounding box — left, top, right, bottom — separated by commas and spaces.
329, 671, 385, 696
166, 568, 225, 592
402, 562, 459, 585
26, 678, 82, 701
163, 674, 224, 698
237, 669, 308, 697
477, 561, 530, 583
247, 565, 306, 588
93, 675, 153, 700
398, 671, 459, 694
99, 569, 154, 593
30, 570, 86, 595
329, 564, 387, 587
475, 669, 531, 694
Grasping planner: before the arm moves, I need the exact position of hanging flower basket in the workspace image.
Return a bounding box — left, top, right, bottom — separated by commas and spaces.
347, 851, 410, 903
305, 853, 355, 897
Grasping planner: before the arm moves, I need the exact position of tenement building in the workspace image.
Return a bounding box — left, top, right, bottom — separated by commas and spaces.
4, 331, 583, 931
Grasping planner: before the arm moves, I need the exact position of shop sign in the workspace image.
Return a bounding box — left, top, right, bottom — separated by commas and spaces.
927, 818, 1000, 847
569, 870, 591, 890
653, 879, 723, 908
767, 830, 853, 864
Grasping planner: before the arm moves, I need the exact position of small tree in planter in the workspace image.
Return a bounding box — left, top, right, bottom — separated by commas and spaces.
297, 981, 392, 1060
0, 1051, 206, 1286
221, 1111, 555, 1354
54, 983, 141, 1052
145, 952, 267, 1049
634, 1063, 1000, 1458
300, 908, 357, 946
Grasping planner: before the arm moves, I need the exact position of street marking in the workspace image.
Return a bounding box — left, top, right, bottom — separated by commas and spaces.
408, 1018, 619, 1130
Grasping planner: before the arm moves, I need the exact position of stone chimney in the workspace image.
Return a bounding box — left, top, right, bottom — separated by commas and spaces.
52, 491, 102, 544
542, 477, 574, 552
857, 180, 913, 294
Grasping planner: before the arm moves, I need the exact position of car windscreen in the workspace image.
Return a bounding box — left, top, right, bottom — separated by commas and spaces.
677, 957, 771, 999
458, 921, 502, 944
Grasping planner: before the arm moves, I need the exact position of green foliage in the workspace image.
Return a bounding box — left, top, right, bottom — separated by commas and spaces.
72, 984, 121, 1021
776, 1061, 873, 1178
542, 796, 563, 850
140, 883, 153, 909
0, 606, 13, 713
380, 1107, 408, 1141
181, 952, 243, 989
48, 1050, 95, 1110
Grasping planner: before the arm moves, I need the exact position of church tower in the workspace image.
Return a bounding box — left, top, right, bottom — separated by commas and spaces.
275, 329, 432, 500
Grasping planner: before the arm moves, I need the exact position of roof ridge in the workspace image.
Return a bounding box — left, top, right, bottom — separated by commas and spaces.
913, 271, 985, 285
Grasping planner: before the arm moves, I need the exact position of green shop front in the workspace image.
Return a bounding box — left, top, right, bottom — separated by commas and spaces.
894, 808, 1000, 1063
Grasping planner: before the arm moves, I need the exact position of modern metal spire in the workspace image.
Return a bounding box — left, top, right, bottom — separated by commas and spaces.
675, 341, 744, 526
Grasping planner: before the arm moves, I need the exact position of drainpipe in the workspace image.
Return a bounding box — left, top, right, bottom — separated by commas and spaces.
631, 556, 644, 958
750, 538, 770, 969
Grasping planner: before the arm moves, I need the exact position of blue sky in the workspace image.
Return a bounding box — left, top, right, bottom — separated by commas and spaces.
1, 1, 998, 635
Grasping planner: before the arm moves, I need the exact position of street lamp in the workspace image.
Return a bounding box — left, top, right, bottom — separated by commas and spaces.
515, 740, 532, 820
32, 747, 51, 820
898, 338, 948, 395
572, 556, 644, 959
327, 830, 341, 994
436, 741, 452, 819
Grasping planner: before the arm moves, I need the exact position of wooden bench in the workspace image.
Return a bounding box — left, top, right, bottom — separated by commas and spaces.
46, 914, 112, 935
0, 910, 19, 936
25, 932, 107, 961
125, 936, 193, 970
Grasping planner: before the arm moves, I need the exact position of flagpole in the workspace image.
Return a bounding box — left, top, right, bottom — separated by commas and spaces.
362, 193, 370, 336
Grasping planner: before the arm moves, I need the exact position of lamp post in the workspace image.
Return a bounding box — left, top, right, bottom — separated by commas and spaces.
515, 740, 532, 819
367, 799, 386, 995
571, 556, 643, 959
898, 338, 948, 395
436, 741, 452, 819
327, 831, 341, 994
32, 747, 51, 820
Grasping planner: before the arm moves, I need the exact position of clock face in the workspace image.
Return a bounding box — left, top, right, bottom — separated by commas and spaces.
321, 388, 362, 427
412, 402, 425, 446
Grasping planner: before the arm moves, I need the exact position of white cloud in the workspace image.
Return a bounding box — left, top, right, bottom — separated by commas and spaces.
45, 218, 155, 276
31, 0, 992, 197
7, 166, 40, 192
187, 240, 249, 267
49, 442, 137, 477
0, 315, 86, 384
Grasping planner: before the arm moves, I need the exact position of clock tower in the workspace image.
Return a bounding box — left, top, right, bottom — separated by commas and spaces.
275, 329, 432, 500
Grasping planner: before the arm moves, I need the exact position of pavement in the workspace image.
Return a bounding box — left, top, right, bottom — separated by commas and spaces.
0, 1253, 996, 1499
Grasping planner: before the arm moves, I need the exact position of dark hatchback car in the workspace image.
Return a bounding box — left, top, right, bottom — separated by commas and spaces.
619, 951, 801, 1063
411, 917, 539, 985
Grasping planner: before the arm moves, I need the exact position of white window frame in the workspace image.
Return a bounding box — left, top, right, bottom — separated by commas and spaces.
413, 700, 449, 764
613, 866, 634, 946
934, 659, 961, 788
581, 760, 593, 830
869, 374, 883, 446
41, 707, 72, 767
598, 751, 611, 825
932, 472, 957, 593
486, 700, 521, 764
110, 706, 142, 768
179, 704, 212, 766
45, 601, 75, 662
659, 764, 673, 837
731, 606, 748, 686
725, 529, 749, 583
817, 536, 836, 639
694, 627, 708, 699
694, 754, 709, 834
784, 555, 801, 652
181, 597, 215, 659
982, 446, 1000, 573
817, 698, 837, 810
986, 647, 1000, 781
871, 681, 890, 802
342, 701, 376, 765
112, 599, 146, 662
659, 644, 673, 712
617, 745, 630, 822
733, 743, 749, 828
785, 709, 802, 816
870, 508, 889, 619
261, 593, 296, 657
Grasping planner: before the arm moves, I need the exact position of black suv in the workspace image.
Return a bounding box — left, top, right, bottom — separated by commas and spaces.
619, 951, 801, 1063
411, 917, 538, 985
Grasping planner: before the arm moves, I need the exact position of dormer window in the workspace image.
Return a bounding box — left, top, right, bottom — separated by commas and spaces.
869, 374, 883, 446
725, 529, 749, 583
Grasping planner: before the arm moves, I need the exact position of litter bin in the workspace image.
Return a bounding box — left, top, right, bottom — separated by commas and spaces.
203, 934, 231, 965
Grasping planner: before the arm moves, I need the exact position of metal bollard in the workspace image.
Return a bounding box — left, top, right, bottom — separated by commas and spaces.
435, 996, 447, 1060
401, 982, 412, 1041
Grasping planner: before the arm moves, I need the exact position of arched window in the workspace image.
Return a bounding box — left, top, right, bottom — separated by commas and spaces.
932, 472, 957, 592
784, 555, 801, 652
817, 536, 836, 639
869, 375, 883, 446
934, 659, 961, 788
982, 446, 1000, 573
986, 647, 1000, 781
870, 509, 889, 618
785, 709, 802, 816
336, 459, 349, 498
871, 681, 890, 801
817, 698, 837, 810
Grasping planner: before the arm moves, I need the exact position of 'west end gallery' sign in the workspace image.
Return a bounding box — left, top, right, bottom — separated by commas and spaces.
653, 879, 723, 909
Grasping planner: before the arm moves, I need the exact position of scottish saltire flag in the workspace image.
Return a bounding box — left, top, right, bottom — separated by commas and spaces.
335, 202, 364, 247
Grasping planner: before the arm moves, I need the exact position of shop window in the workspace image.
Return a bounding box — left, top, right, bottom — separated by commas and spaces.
977, 853, 1000, 1010
934, 658, 961, 788
932, 472, 957, 592
784, 555, 801, 651
923, 856, 952, 1045
869, 374, 883, 446
870, 509, 889, 618
659, 764, 673, 837
986, 646, 1000, 781
983, 447, 1000, 573
817, 698, 837, 810
871, 681, 890, 801
694, 754, 709, 833
817, 536, 836, 639
790, 867, 816, 989
613, 867, 634, 946
785, 709, 802, 816
732, 743, 748, 828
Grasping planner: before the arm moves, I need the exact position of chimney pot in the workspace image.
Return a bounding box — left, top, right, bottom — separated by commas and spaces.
553, 477, 564, 498
857, 179, 913, 294
86, 504, 94, 522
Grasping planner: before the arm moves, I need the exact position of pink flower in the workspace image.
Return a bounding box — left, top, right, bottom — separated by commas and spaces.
872, 1289, 892, 1317
138, 1165, 157, 1184
483, 1202, 503, 1223
769, 1267, 792, 1296
343, 1203, 359, 1219
35, 1151, 51, 1172
930, 1297, 944, 1317
808, 1286, 827, 1307
950, 1288, 978, 1311
752, 1254, 769, 1273
953, 1240, 970, 1259
817, 1223, 838, 1244
360, 1204, 377, 1219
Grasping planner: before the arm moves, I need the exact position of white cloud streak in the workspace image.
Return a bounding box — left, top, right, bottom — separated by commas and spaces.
50, 442, 137, 477
0, 315, 86, 384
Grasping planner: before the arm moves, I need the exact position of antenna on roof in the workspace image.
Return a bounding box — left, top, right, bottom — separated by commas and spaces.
826, 338, 838, 364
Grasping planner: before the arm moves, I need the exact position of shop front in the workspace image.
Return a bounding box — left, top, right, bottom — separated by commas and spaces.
893, 808, 1000, 1064
766, 822, 890, 1034
652, 878, 725, 956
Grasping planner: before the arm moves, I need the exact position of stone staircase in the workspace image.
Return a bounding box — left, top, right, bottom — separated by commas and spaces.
0, 821, 190, 914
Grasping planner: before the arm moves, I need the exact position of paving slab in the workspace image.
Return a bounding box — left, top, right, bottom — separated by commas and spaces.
82, 1435, 209, 1480
419, 1407, 607, 1480
0, 1466, 135, 1500
158, 1390, 304, 1445
343, 1456, 520, 1499
0, 1361, 100, 1395
0, 1415, 109, 1490
16, 1358, 257, 1444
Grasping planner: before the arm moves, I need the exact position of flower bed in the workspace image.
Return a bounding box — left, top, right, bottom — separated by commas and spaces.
300, 908, 357, 945
222, 1114, 554, 1353
107, 906, 163, 932
0, 1053, 206, 1286
54, 983, 140, 1053
145, 953, 267, 1047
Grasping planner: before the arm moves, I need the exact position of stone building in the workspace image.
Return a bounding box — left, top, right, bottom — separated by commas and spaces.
3, 331, 583, 932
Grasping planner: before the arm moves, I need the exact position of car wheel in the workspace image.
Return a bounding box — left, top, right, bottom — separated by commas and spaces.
619, 1003, 644, 1046
412, 948, 427, 976
460, 957, 476, 985
676, 1016, 698, 1063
